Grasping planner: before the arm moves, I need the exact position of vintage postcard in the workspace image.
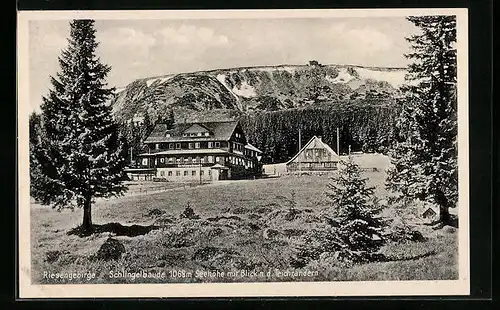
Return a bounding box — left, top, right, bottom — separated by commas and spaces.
17, 8, 469, 298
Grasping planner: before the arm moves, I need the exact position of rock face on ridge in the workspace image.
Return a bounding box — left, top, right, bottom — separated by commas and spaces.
111, 62, 407, 124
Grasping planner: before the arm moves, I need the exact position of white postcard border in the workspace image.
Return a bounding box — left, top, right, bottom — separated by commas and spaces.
17, 8, 470, 298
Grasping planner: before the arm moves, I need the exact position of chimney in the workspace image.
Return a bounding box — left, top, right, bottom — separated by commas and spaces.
318, 136, 322, 142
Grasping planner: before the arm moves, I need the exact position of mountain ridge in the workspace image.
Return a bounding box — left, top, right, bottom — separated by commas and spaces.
111, 61, 408, 125
116, 62, 407, 88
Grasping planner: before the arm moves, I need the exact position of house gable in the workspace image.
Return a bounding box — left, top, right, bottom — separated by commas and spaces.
286, 136, 339, 165
144, 120, 240, 143
182, 124, 212, 137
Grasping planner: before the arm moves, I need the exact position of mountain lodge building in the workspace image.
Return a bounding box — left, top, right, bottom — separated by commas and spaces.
131, 120, 263, 182
286, 136, 339, 172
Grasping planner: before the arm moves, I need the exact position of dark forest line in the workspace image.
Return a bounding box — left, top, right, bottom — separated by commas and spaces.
240, 101, 400, 163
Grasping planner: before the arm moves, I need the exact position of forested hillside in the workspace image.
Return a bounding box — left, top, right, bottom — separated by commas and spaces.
240, 100, 400, 163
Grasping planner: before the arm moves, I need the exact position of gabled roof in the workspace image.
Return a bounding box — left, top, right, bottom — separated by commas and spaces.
286, 136, 339, 165
145, 120, 239, 143
183, 123, 212, 134
245, 143, 263, 153
210, 164, 229, 169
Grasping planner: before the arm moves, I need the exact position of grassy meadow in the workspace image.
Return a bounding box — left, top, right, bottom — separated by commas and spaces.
30, 166, 459, 284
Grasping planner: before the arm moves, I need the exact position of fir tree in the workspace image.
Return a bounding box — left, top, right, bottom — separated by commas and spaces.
31, 20, 126, 234
162, 108, 175, 129
29, 112, 49, 200
386, 16, 457, 224
324, 156, 386, 263
142, 110, 152, 139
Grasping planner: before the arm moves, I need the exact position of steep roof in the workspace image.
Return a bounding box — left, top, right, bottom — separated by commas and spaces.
145, 120, 239, 143
286, 136, 339, 165
245, 143, 263, 153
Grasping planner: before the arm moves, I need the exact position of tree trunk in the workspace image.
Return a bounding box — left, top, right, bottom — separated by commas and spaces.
82, 196, 93, 233
439, 204, 450, 224
436, 190, 451, 225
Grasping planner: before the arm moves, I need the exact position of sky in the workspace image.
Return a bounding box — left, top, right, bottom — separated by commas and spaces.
28, 17, 420, 113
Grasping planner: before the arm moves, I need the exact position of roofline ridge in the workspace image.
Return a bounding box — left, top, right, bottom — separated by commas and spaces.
285, 135, 339, 165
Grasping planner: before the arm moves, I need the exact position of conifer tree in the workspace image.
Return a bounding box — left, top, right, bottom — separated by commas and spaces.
31, 20, 126, 233
29, 112, 49, 200
386, 16, 457, 224
325, 156, 385, 263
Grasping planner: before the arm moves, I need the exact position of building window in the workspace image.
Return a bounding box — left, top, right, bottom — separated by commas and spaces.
169, 143, 174, 149
208, 142, 213, 148
160, 171, 165, 176
155, 143, 160, 150
208, 170, 211, 175
208, 156, 213, 163
142, 158, 148, 166
192, 157, 197, 163
181, 157, 185, 163
176, 158, 181, 163
168, 171, 172, 176
197, 132, 202, 136
160, 157, 165, 163
195, 142, 200, 149
214, 142, 220, 148
192, 170, 196, 176
187, 156, 192, 163
168, 157, 174, 163
176, 171, 180, 176
184, 171, 188, 176
176, 143, 181, 149
215, 156, 220, 163
200, 170, 204, 176
189, 143, 194, 149
166, 133, 170, 137
196, 156, 200, 163
204, 132, 209, 136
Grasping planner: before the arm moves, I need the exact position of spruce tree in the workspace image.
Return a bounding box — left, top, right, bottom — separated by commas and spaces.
324, 156, 385, 263
386, 16, 457, 224
31, 20, 126, 233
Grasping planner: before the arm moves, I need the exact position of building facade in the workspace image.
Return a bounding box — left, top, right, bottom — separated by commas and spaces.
137, 120, 262, 182
286, 136, 339, 172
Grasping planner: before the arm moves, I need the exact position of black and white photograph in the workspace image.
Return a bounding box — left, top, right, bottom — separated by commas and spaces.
17, 9, 469, 298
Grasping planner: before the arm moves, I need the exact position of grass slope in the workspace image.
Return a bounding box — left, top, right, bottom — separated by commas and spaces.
30, 173, 458, 284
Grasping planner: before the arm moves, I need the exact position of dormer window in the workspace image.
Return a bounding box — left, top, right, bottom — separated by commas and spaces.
204, 132, 210, 136
197, 132, 202, 136
166, 133, 171, 138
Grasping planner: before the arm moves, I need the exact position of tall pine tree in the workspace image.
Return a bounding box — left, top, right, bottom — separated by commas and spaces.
387, 16, 457, 224
31, 20, 126, 233
324, 156, 386, 263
